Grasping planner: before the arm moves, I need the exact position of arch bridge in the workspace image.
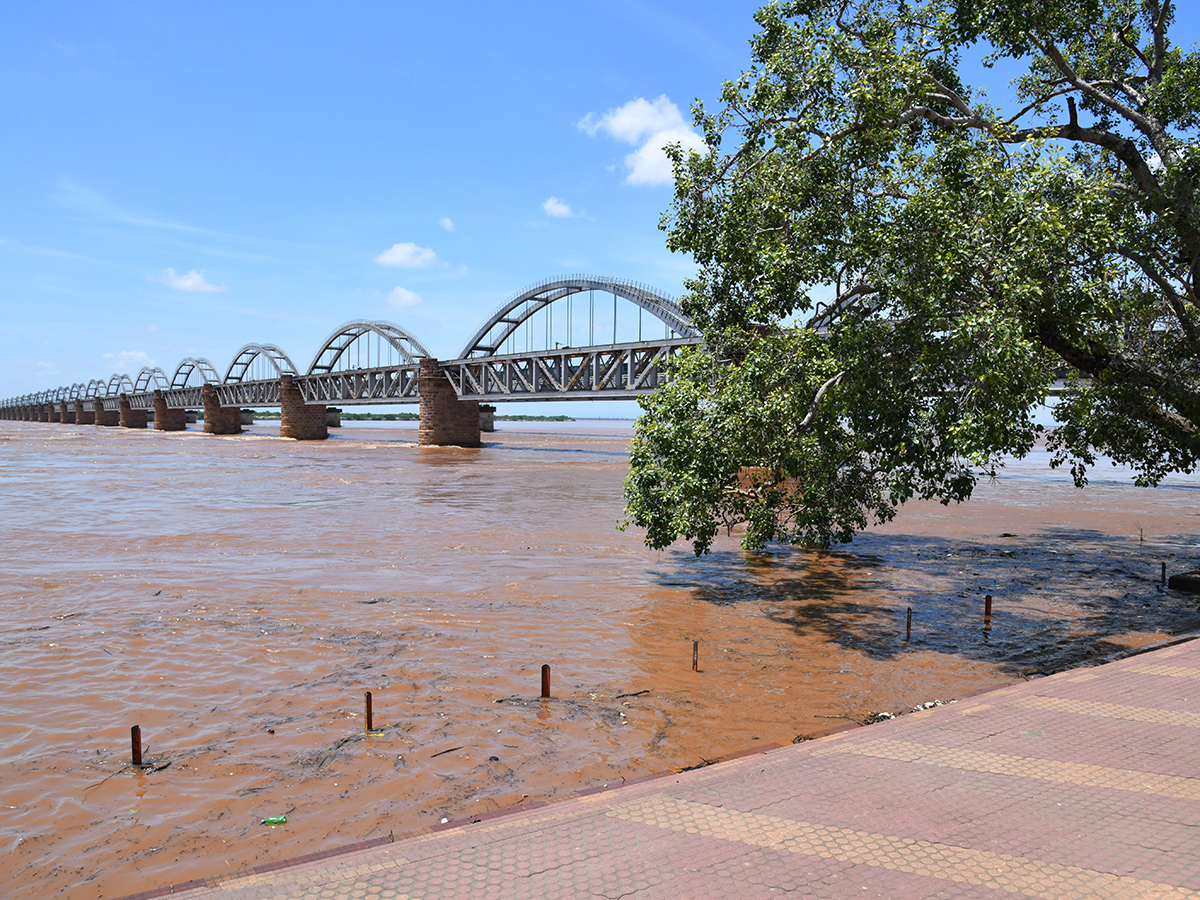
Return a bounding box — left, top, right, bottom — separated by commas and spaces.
1, 275, 704, 443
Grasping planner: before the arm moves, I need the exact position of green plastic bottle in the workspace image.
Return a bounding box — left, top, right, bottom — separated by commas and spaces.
261, 815, 287, 825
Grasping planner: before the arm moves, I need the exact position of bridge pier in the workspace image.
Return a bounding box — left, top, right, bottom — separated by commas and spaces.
418, 358, 481, 447
75, 400, 95, 425
326, 407, 342, 428
202, 384, 242, 434
153, 390, 187, 431
47, 403, 60, 423
36, 405, 49, 422
279, 374, 327, 440
119, 395, 148, 428
480, 404, 495, 433
60, 401, 72, 423
94, 401, 120, 426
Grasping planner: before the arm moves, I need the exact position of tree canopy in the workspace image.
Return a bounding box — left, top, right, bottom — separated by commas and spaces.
624, 0, 1200, 554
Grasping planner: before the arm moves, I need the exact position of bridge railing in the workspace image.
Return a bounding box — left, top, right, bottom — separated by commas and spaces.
443, 337, 698, 401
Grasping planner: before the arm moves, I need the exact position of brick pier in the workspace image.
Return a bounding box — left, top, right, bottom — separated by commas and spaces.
418, 357, 480, 447
119, 395, 148, 428
202, 384, 242, 435
153, 390, 187, 431
279, 374, 327, 440
94, 401, 120, 426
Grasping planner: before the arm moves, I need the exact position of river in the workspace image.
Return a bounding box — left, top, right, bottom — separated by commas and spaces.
2, 417, 1198, 898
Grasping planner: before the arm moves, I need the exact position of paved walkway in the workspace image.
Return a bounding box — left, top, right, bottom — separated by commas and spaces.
135, 637, 1200, 899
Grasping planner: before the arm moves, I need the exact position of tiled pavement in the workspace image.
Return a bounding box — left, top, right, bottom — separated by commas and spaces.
131, 637, 1200, 899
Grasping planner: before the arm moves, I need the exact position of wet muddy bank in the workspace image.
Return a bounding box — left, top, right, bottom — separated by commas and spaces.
1, 420, 1197, 898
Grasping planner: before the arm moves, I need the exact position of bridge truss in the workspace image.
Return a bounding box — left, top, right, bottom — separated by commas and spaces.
2, 277, 704, 413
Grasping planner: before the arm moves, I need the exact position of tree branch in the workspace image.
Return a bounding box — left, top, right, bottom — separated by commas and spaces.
1150, 0, 1169, 85
1118, 245, 1200, 355
1037, 38, 1163, 145
1036, 318, 1200, 434
797, 371, 846, 431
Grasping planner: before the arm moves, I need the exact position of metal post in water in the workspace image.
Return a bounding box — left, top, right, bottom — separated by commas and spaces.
540, 664, 550, 699
692, 640, 699, 672
365, 691, 373, 732
984, 594, 993, 630
1163, 562, 1168, 585
906, 608, 912, 641
131, 725, 142, 768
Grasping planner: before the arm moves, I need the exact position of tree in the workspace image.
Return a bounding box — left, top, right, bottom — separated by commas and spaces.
624, 0, 1200, 555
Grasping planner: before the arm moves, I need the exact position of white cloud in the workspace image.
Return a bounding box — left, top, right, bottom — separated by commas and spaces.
376, 242, 437, 268
151, 267, 226, 292
577, 94, 706, 187
387, 286, 422, 308
439, 217, 455, 232
103, 350, 155, 371
542, 197, 582, 218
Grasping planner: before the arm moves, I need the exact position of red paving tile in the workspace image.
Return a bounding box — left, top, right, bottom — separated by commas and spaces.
127, 635, 1200, 900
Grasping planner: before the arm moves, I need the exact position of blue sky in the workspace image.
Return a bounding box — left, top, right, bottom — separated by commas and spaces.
2, 2, 1197, 417
0, 1, 760, 415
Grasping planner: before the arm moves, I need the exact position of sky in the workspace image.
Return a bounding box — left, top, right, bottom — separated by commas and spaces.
2, 2, 1197, 417
0, 0, 761, 416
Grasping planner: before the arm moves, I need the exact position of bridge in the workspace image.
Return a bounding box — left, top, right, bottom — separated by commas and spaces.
0, 275, 705, 446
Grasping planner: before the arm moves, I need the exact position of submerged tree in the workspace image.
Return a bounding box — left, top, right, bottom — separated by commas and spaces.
625, 0, 1199, 554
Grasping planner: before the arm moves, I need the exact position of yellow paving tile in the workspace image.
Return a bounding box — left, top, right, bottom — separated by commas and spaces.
1127, 664, 1200, 680
198, 855, 410, 896
608, 795, 1198, 899
1017, 695, 1200, 728
823, 739, 1200, 800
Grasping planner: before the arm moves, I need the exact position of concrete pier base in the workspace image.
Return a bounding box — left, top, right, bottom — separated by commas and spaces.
75, 401, 95, 425
60, 401, 72, 423
280, 374, 327, 440
418, 358, 480, 447
480, 404, 496, 433
326, 407, 342, 428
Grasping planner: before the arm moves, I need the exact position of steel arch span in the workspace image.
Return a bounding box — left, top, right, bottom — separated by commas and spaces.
458, 275, 699, 359
134, 367, 171, 392
171, 358, 221, 390
224, 344, 298, 384
306, 320, 430, 375
107, 374, 135, 396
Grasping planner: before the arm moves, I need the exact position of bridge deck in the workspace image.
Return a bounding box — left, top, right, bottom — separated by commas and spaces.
126, 633, 1200, 900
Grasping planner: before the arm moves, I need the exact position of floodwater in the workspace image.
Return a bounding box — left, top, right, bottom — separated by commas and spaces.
1, 418, 1198, 899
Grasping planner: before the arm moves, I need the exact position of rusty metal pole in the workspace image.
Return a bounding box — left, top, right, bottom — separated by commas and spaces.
131, 725, 142, 767
364, 691, 373, 732
692, 640, 699, 672
540, 664, 550, 699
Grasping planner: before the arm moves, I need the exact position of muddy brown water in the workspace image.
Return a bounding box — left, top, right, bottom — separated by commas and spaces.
2, 418, 1198, 898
